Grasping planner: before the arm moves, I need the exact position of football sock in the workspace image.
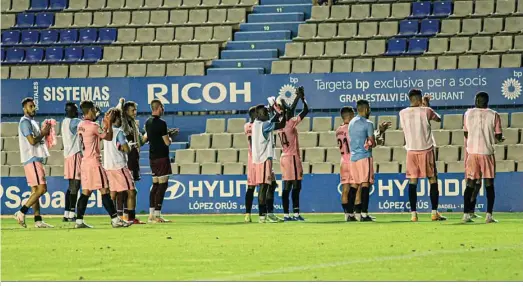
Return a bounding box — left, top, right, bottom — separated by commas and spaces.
486, 185, 495, 214
361, 187, 370, 213
128, 210, 136, 220
347, 187, 357, 214
34, 215, 42, 222
155, 183, 168, 211
430, 183, 439, 211
150, 183, 159, 209
20, 205, 29, 214
101, 193, 118, 219
245, 186, 255, 214
408, 184, 417, 212
64, 189, 71, 216
282, 185, 291, 214
292, 186, 301, 214
76, 194, 89, 220
69, 193, 78, 213
464, 186, 474, 214
266, 186, 275, 214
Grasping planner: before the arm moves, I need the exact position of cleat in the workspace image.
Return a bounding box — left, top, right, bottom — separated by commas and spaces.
155, 217, 171, 223
462, 214, 474, 223
74, 222, 93, 228
346, 216, 358, 222
35, 221, 54, 228
470, 213, 482, 219
244, 214, 252, 223
293, 215, 305, 221
367, 215, 376, 220
131, 218, 146, 225
147, 216, 155, 223
485, 214, 498, 224
14, 211, 27, 228
360, 216, 374, 222
411, 215, 418, 222
112, 217, 131, 228
432, 213, 447, 221
266, 214, 281, 223
283, 216, 294, 222
62, 217, 69, 222
259, 217, 266, 223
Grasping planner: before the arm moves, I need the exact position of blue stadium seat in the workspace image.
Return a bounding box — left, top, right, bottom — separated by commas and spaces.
45, 47, 64, 62
30, 0, 49, 10
40, 30, 59, 44
49, 0, 67, 10
21, 30, 39, 45
25, 47, 45, 62
5, 48, 25, 62
1, 49, 5, 62
83, 46, 102, 62
399, 20, 418, 36
16, 13, 36, 28
79, 29, 97, 43
64, 47, 82, 62
98, 28, 117, 43
2, 31, 20, 45
385, 39, 407, 56
59, 29, 78, 44
432, 1, 452, 17
420, 19, 440, 36
406, 38, 428, 55
411, 2, 431, 18
35, 13, 54, 28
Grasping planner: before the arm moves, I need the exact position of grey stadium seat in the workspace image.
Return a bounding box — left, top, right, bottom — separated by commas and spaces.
189, 9, 208, 24
87, 0, 106, 9
511, 113, 523, 128
206, 119, 226, 133
9, 166, 27, 177
439, 19, 460, 36
10, 66, 29, 79
73, 12, 93, 27
50, 166, 64, 177
480, 55, 500, 69
371, 4, 390, 20
337, 22, 357, 38
318, 132, 337, 147
378, 115, 397, 130
482, 18, 503, 34
272, 61, 291, 74
175, 27, 194, 42
332, 59, 352, 73
233, 133, 249, 148
378, 162, 399, 174
499, 128, 520, 145
186, 62, 205, 76
312, 117, 332, 132
504, 17, 523, 33
374, 58, 393, 72
358, 22, 378, 39
179, 163, 200, 175
111, 11, 131, 26
496, 160, 515, 172
391, 3, 410, 19
54, 13, 73, 28
461, 19, 481, 35
170, 10, 188, 25
378, 21, 398, 37
351, 4, 370, 20
46, 151, 63, 166
211, 134, 232, 149
195, 27, 213, 41
366, 39, 385, 56
326, 147, 341, 163
180, 45, 200, 59
108, 64, 127, 77
217, 149, 238, 163
166, 63, 185, 76
223, 163, 244, 175
127, 64, 146, 77
131, 11, 150, 26
227, 8, 246, 23
317, 23, 337, 40
160, 45, 180, 60
345, 41, 365, 57
312, 60, 332, 73
384, 131, 405, 147
213, 26, 232, 41
310, 6, 330, 21
146, 64, 166, 77
492, 36, 513, 52
11, 0, 30, 11
284, 42, 304, 58
106, 0, 125, 9
443, 114, 463, 130
149, 10, 169, 25
448, 37, 469, 54
329, 5, 350, 21
196, 149, 217, 163
291, 60, 311, 74
446, 161, 464, 173
499, 113, 509, 128
1, 66, 9, 79
507, 145, 523, 161
93, 12, 111, 26
311, 162, 332, 174
432, 130, 451, 146
209, 9, 227, 24
117, 28, 136, 43
427, 38, 448, 55
395, 58, 415, 71
438, 146, 460, 162
352, 59, 372, 72
155, 28, 174, 43
297, 117, 311, 132
373, 147, 391, 162
469, 37, 491, 54
416, 57, 436, 71
493, 145, 506, 160
201, 163, 222, 175
1, 14, 14, 29
1, 166, 9, 177
451, 1, 473, 17
437, 56, 457, 70
325, 41, 344, 58
170, 163, 179, 175
297, 24, 317, 40
392, 147, 407, 163
474, 0, 494, 16
190, 134, 211, 149
2, 137, 19, 151
299, 132, 318, 147
49, 65, 69, 78
451, 130, 465, 146
238, 149, 248, 163
495, 0, 516, 15
103, 46, 122, 61
6, 152, 21, 165
227, 118, 247, 133
305, 148, 326, 163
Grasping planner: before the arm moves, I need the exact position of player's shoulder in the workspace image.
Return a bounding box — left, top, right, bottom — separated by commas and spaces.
335, 124, 347, 132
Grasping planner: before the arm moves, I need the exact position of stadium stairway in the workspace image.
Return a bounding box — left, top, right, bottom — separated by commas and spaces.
207, 0, 312, 75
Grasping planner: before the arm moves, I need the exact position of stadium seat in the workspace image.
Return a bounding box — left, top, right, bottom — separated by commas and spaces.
170, 163, 179, 175
439, 19, 459, 36
227, 118, 246, 133
186, 62, 204, 76
191, 134, 211, 149
142, 46, 159, 61
450, 130, 465, 146
378, 21, 398, 37
450, 1, 472, 17
127, 63, 146, 77
179, 163, 200, 175
443, 114, 462, 130
338, 23, 357, 38
504, 17, 523, 34
395, 57, 414, 71
492, 36, 513, 52
496, 160, 515, 172
345, 41, 365, 57
374, 58, 393, 72
5, 48, 25, 62
495, 0, 516, 15
357, 22, 378, 39
30, 65, 49, 78
461, 19, 481, 36
399, 20, 418, 36
1, 66, 9, 78
217, 149, 238, 163
22, 30, 40, 45
299, 132, 318, 148
206, 119, 226, 133
493, 145, 506, 160
79, 29, 97, 43
160, 45, 179, 60
366, 39, 385, 56
474, 0, 494, 16
232, 134, 248, 149
50, 0, 67, 10
196, 149, 217, 163
0, 123, 19, 137
392, 147, 407, 163
175, 149, 195, 163
480, 55, 500, 69
53, 12, 72, 28
2, 31, 20, 46
49, 65, 69, 78
60, 29, 78, 44
406, 38, 428, 55
30, 0, 48, 10
83, 46, 102, 62
310, 6, 329, 21
312, 117, 332, 132
63, 47, 82, 62
432, 1, 452, 17
438, 146, 459, 162
384, 131, 404, 147
146, 63, 165, 77
378, 162, 399, 173
1, 14, 14, 29
385, 39, 407, 56
420, 19, 439, 36
511, 113, 523, 128
483, 18, 503, 35
69, 65, 88, 78
469, 37, 491, 54
432, 130, 450, 146
291, 60, 311, 74
17, 13, 36, 28
318, 132, 337, 148
391, 2, 411, 19
506, 144, 523, 161
373, 147, 391, 162
201, 163, 222, 175
325, 147, 340, 163
6, 152, 21, 165
296, 117, 311, 132
311, 162, 332, 174
312, 59, 332, 73
35, 12, 54, 27
416, 57, 436, 71
332, 59, 352, 73
329, 5, 349, 21
25, 48, 44, 63
3, 138, 19, 151
500, 129, 520, 145
10, 66, 29, 79
304, 148, 325, 163
499, 113, 509, 129
212, 134, 232, 149
223, 163, 244, 175
371, 4, 390, 20
446, 161, 463, 173
10, 166, 27, 177
411, 2, 430, 18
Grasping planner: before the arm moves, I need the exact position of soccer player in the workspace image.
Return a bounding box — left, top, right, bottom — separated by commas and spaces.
337, 106, 357, 221
75, 102, 129, 228
13, 97, 54, 228
462, 92, 503, 223
103, 108, 140, 224
145, 99, 177, 223
277, 87, 308, 221
116, 98, 146, 224
244, 106, 257, 223
399, 89, 446, 222
61, 102, 82, 222
463, 138, 482, 219
252, 104, 286, 223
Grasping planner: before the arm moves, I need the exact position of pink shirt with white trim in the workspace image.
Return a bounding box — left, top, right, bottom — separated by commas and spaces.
399, 107, 440, 151
464, 108, 502, 155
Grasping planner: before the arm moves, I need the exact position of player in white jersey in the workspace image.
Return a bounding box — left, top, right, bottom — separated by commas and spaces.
61, 102, 82, 222
103, 108, 139, 224
252, 104, 286, 223
463, 92, 504, 223
399, 89, 446, 222
13, 97, 54, 228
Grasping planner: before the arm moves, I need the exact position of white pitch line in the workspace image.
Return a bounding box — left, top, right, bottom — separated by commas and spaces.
206, 245, 523, 281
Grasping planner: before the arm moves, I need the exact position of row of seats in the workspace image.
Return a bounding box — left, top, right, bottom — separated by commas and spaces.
51, 8, 245, 28
173, 145, 523, 165
168, 160, 522, 175
2, 46, 103, 63
1, 62, 206, 79
1, 165, 62, 177
1, 28, 117, 46
114, 26, 232, 44
1, 12, 55, 29
309, 1, 523, 22
272, 54, 522, 74
1, 0, 257, 12
102, 44, 220, 62
438, 17, 523, 36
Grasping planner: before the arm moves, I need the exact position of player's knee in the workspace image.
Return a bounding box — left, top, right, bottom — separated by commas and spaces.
428, 177, 437, 184
128, 190, 136, 199
466, 179, 476, 188
485, 179, 494, 187
36, 185, 47, 195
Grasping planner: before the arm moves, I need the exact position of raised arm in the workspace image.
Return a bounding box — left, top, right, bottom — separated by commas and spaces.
422, 96, 441, 123
22, 120, 50, 146
99, 110, 114, 141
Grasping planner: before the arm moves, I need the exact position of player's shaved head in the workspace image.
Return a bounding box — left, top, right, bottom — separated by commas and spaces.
80, 100, 95, 114
356, 100, 371, 118
65, 102, 78, 118
340, 106, 354, 118
21, 97, 34, 107
248, 106, 257, 122
255, 104, 269, 121
150, 99, 163, 111
475, 91, 489, 108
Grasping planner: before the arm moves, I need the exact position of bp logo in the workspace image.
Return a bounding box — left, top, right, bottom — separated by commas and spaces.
501, 78, 522, 100
278, 84, 297, 106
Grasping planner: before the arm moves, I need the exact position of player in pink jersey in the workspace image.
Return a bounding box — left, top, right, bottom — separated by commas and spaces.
399, 89, 446, 222
75, 101, 129, 228
277, 87, 308, 221
462, 135, 482, 220
244, 106, 257, 223
463, 92, 504, 223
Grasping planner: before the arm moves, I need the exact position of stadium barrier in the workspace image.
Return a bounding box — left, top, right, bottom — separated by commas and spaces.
1, 173, 522, 215
2, 68, 522, 115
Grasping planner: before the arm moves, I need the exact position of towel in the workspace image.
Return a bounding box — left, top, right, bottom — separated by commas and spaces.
42, 119, 57, 149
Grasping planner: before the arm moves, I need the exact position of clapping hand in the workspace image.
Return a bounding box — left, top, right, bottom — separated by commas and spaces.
379, 121, 392, 133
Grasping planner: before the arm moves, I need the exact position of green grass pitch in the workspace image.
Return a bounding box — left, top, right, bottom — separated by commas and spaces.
1, 213, 522, 281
